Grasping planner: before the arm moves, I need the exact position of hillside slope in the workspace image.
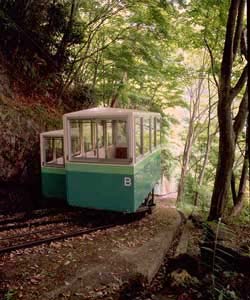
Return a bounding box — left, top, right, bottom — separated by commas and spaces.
0, 62, 63, 184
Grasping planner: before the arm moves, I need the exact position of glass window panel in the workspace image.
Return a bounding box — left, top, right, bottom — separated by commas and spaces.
45, 137, 64, 165
107, 121, 113, 146
114, 120, 128, 159
106, 120, 115, 159
153, 117, 157, 148
69, 119, 128, 161
70, 120, 98, 159
70, 121, 81, 157
151, 118, 155, 150
156, 118, 161, 146
85, 121, 97, 158
97, 121, 105, 159
143, 118, 150, 154
135, 117, 143, 157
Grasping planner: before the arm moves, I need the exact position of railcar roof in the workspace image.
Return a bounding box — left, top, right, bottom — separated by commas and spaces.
40, 129, 64, 137
63, 107, 161, 118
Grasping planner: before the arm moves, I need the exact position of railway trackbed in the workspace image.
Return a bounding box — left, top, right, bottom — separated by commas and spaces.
0, 208, 115, 255
0, 223, 115, 255
0, 207, 146, 255
0, 207, 73, 226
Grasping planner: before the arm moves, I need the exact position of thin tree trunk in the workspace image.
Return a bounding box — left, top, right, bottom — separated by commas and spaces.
194, 131, 216, 206
194, 73, 216, 206
230, 155, 248, 216
231, 172, 237, 205
177, 74, 205, 203
110, 72, 127, 108
230, 89, 248, 208
247, 0, 250, 214
55, 0, 77, 70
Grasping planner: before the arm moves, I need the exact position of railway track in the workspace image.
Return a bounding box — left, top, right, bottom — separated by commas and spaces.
0, 223, 115, 255
0, 208, 96, 254
0, 209, 80, 232
0, 207, 146, 255
0, 207, 72, 226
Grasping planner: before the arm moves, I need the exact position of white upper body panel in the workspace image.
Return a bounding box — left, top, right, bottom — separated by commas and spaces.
63, 107, 161, 119
40, 129, 64, 138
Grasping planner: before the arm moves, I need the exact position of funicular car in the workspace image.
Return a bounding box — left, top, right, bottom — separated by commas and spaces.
63, 107, 161, 212
40, 108, 161, 212
40, 130, 66, 199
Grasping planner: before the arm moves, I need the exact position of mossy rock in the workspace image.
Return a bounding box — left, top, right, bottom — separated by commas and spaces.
0, 98, 62, 183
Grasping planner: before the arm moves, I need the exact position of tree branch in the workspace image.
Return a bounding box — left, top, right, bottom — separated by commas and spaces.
232, 0, 246, 60
233, 87, 248, 139
230, 65, 248, 100
204, 38, 219, 90
220, 0, 241, 89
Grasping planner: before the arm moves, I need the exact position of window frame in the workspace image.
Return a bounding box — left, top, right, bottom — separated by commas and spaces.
143, 117, 151, 155
67, 117, 132, 164
42, 136, 65, 168
135, 117, 143, 160
134, 114, 161, 163
155, 117, 161, 148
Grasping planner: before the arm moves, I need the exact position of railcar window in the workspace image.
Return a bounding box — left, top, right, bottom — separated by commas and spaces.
70, 121, 81, 157
69, 119, 128, 161
107, 121, 113, 146
114, 120, 128, 159
143, 118, 150, 154
135, 117, 143, 157
151, 117, 155, 150
104, 120, 114, 159
70, 120, 97, 159
83, 121, 97, 158
45, 137, 64, 166
97, 121, 105, 159
153, 117, 157, 148
156, 118, 161, 146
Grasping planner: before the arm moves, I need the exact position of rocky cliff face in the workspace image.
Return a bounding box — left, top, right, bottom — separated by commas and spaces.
0, 64, 62, 184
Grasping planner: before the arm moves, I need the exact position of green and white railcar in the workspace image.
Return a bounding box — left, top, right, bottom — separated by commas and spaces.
40, 130, 66, 200
63, 107, 161, 213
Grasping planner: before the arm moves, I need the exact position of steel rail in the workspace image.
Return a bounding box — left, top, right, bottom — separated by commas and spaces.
0, 217, 74, 232
0, 208, 71, 226
0, 224, 115, 255
0, 222, 74, 241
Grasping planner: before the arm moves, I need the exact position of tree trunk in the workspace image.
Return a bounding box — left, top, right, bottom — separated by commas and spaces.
208, 0, 247, 221
194, 74, 216, 206
208, 98, 235, 220
177, 92, 198, 203
194, 130, 215, 206
230, 89, 248, 214
230, 155, 248, 216
247, 0, 250, 205
230, 171, 237, 205
110, 72, 127, 108
177, 66, 206, 203
55, 0, 76, 70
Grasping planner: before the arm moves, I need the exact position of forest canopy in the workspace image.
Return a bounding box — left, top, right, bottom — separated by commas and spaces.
0, 0, 186, 111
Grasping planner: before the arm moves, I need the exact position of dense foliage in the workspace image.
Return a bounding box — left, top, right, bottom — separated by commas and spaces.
0, 1, 83, 83
0, 0, 186, 109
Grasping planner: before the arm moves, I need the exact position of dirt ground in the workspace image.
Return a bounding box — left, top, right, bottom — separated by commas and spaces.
0, 199, 181, 300
1, 197, 250, 300
152, 216, 250, 300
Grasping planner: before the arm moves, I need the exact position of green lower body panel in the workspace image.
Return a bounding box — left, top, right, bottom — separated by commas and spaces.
65, 150, 161, 213
134, 150, 161, 209
66, 163, 134, 212
41, 167, 66, 199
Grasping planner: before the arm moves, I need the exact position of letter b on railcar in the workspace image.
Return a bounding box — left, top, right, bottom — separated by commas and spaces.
124, 177, 132, 187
